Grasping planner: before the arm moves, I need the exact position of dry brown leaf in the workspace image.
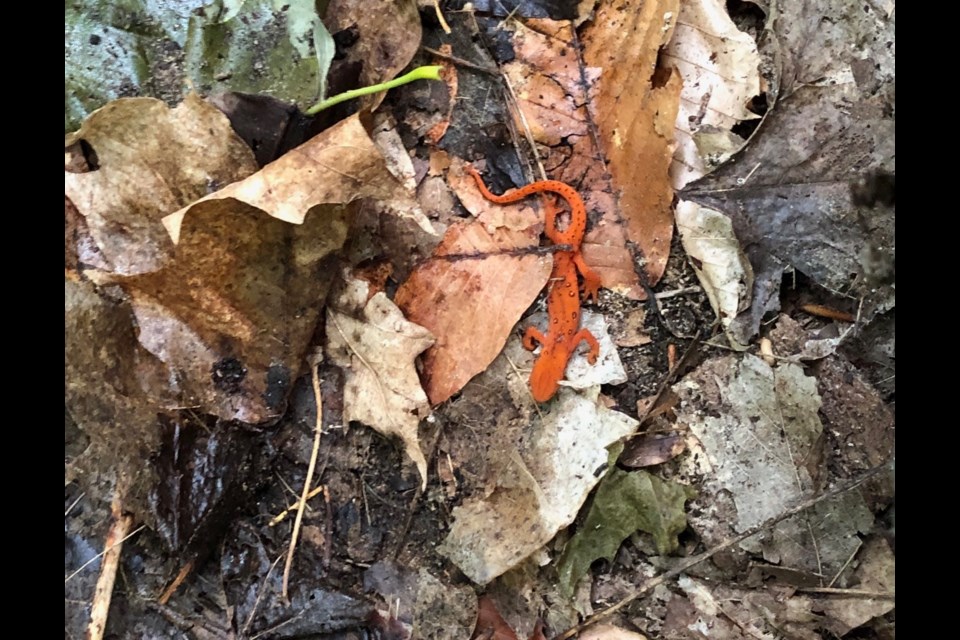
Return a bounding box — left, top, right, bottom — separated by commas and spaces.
582, 0, 682, 294
64, 94, 258, 275
665, 0, 762, 187
395, 163, 552, 406
325, 274, 435, 488
614, 307, 651, 348
164, 114, 417, 240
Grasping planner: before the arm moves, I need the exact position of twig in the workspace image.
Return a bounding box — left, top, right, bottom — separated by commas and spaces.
795, 586, 895, 599
269, 486, 326, 527
65, 491, 85, 518
421, 46, 499, 75
242, 553, 284, 637
65, 525, 145, 584
430, 0, 452, 34
282, 365, 325, 601
158, 560, 195, 605
551, 461, 893, 639
86, 487, 134, 640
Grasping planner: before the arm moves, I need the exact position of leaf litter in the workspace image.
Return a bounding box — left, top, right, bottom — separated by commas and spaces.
65, 0, 894, 637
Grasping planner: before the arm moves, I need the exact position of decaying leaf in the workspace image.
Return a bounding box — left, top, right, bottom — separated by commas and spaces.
112, 198, 349, 424
666, 0, 762, 187
222, 523, 374, 637
556, 468, 694, 597
581, 0, 682, 295
820, 536, 895, 635
681, 0, 895, 331
325, 274, 435, 488
471, 596, 545, 640
440, 376, 638, 584
395, 164, 552, 405
65, 94, 259, 275
674, 354, 875, 580
65, 276, 162, 501
676, 201, 754, 347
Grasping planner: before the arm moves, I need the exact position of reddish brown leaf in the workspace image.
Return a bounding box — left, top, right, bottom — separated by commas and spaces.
395, 164, 551, 406
582, 0, 682, 293
471, 596, 518, 640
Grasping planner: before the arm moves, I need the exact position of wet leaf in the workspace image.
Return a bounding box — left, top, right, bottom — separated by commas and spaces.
65, 1, 334, 133
556, 468, 694, 597
65, 94, 258, 276
221, 523, 375, 637
65, 276, 162, 503
147, 413, 260, 556
325, 274, 435, 488
185, 0, 334, 108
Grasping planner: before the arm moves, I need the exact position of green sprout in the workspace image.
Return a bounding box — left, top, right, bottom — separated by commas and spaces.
305, 65, 443, 115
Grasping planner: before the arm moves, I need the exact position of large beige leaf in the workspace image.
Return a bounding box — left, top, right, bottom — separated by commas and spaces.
65, 94, 258, 275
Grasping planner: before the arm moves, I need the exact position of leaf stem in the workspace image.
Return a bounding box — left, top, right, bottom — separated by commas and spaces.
305, 65, 443, 115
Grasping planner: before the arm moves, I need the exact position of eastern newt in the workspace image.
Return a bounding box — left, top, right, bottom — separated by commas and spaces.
467, 166, 601, 402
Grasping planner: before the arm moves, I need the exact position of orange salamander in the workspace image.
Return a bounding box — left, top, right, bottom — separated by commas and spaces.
467, 165, 601, 402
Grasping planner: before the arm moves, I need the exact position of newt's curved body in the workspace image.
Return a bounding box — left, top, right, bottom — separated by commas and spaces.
467, 166, 601, 402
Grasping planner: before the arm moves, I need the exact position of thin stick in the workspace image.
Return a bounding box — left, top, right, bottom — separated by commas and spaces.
551, 461, 892, 639
431, 0, 452, 34
65, 524, 145, 584
86, 489, 133, 640
421, 46, 499, 75
281, 365, 324, 601
269, 486, 326, 527
795, 586, 894, 599
158, 560, 194, 605
65, 491, 85, 518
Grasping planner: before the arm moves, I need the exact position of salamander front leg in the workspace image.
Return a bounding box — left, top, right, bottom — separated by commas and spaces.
573, 328, 600, 364
522, 326, 547, 351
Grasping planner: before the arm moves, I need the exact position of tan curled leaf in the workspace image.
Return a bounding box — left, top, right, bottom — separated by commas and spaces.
665, 0, 762, 187
326, 275, 435, 488
164, 114, 414, 241
64, 94, 258, 275
676, 200, 753, 347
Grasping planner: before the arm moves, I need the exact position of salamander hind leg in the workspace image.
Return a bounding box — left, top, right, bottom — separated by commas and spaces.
523, 326, 547, 351
573, 328, 600, 364
573, 252, 601, 303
